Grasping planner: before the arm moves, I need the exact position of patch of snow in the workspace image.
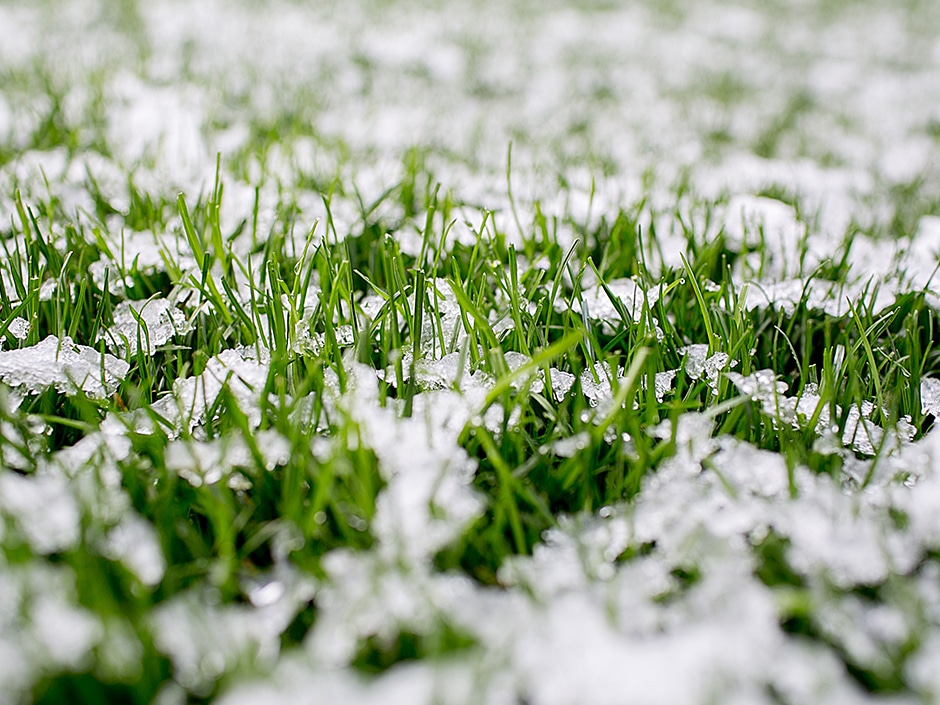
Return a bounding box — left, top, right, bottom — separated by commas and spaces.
103, 512, 167, 587
546, 432, 591, 459
6, 317, 29, 341
151, 576, 314, 694
104, 298, 190, 355
723, 195, 809, 280
149, 348, 271, 434
165, 429, 290, 488
0, 472, 80, 554
0, 335, 129, 398
679, 345, 736, 392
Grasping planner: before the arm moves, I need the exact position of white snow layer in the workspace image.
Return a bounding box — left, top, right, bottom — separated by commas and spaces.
0, 335, 129, 397
2, 0, 940, 703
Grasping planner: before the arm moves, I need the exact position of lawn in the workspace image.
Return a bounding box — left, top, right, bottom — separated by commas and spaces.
2, 0, 940, 703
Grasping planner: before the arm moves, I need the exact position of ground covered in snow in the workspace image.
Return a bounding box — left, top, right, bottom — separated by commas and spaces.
2, 0, 940, 702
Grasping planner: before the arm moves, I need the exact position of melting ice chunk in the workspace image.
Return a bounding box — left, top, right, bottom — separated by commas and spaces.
104, 298, 190, 355
580, 362, 615, 407
149, 348, 271, 434
547, 368, 576, 401
503, 351, 544, 394
0, 472, 81, 554
922, 377, 940, 418
104, 513, 167, 587
841, 404, 882, 456
679, 345, 736, 392
6, 317, 29, 341
679, 345, 708, 379
654, 370, 677, 402
0, 335, 129, 397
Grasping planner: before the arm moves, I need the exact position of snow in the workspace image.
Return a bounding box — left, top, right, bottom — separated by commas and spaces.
922, 377, 940, 418
0, 472, 80, 555
0, 335, 129, 398
148, 348, 271, 434
4, 0, 940, 702
679, 344, 736, 392
151, 577, 315, 694
104, 298, 190, 355
723, 195, 817, 279
103, 513, 167, 587
6, 317, 29, 341
165, 429, 290, 488
329, 362, 485, 563
0, 562, 102, 703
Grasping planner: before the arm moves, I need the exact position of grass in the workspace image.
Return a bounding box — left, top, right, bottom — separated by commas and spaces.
2, 147, 938, 702
4, 1, 940, 703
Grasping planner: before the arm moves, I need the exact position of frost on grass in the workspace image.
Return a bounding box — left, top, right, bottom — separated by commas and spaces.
0, 335, 129, 397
